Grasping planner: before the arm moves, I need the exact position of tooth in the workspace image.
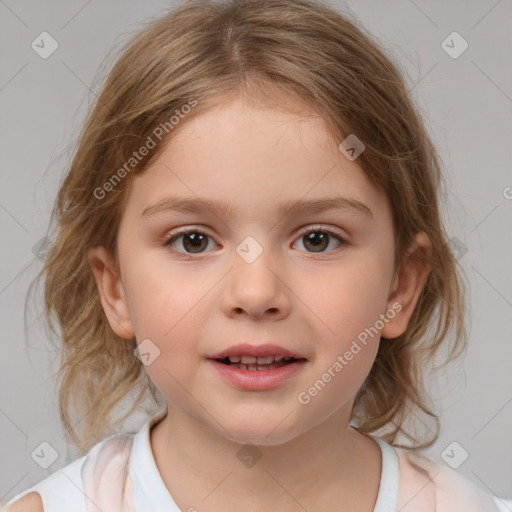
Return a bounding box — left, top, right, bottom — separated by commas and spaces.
256, 356, 274, 365
257, 365, 271, 370
241, 355, 257, 364
247, 364, 257, 370
228, 356, 241, 363
274, 356, 284, 362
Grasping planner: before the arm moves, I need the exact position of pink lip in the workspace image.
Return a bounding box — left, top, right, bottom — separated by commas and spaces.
208, 343, 305, 359
207, 359, 307, 391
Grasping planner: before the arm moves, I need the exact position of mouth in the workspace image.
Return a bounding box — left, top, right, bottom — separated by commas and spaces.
213, 355, 305, 371
207, 344, 308, 389
207, 354, 307, 391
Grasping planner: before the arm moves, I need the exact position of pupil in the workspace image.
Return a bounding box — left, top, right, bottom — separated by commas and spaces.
184, 233, 207, 253
304, 232, 328, 252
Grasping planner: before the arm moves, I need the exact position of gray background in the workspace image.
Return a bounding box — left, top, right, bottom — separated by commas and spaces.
1, 0, 511, 505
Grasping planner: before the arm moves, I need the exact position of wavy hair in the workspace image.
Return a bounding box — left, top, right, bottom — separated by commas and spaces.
27, 0, 467, 453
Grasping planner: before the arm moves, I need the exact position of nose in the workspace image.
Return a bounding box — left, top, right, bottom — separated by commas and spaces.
221, 243, 291, 321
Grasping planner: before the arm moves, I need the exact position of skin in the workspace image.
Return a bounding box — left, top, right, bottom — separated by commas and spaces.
88, 96, 432, 512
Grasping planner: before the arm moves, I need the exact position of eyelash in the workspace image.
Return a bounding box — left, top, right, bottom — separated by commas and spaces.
162, 225, 347, 256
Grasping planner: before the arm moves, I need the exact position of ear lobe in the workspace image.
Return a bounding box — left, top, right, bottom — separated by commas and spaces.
87, 246, 135, 339
381, 232, 432, 340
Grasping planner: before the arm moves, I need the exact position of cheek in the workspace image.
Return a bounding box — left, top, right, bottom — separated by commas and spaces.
296, 332, 379, 424
124, 248, 214, 338
293, 251, 392, 408
129, 284, 212, 417
301, 251, 393, 345
123, 253, 219, 371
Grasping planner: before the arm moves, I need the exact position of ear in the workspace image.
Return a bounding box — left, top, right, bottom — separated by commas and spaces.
87, 246, 135, 339
381, 232, 432, 340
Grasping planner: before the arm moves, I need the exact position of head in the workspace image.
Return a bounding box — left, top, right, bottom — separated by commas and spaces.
36, 0, 466, 452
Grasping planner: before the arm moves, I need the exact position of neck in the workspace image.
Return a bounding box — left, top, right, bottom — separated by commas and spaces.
150, 404, 382, 512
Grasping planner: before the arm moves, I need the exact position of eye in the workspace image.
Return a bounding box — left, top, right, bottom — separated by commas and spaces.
163, 229, 217, 254
292, 226, 346, 253
162, 226, 347, 256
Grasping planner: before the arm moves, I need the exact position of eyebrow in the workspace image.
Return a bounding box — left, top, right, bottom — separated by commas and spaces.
141, 195, 374, 220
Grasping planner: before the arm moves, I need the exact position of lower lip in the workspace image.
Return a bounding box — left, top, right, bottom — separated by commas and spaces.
207, 359, 307, 390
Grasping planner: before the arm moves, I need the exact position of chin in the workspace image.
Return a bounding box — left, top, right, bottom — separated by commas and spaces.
221, 418, 302, 447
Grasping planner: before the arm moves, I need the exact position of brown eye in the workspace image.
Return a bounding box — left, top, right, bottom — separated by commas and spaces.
303, 232, 329, 252
164, 231, 214, 254
293, 228, 345, 253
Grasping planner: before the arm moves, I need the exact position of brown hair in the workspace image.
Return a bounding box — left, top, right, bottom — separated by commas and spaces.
27, 0, 467, 453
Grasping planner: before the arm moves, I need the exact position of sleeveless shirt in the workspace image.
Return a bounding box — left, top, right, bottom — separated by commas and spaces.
2, 410, 506, 511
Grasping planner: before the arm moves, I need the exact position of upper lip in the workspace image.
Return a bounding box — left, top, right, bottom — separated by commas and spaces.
208, 343, 306, 360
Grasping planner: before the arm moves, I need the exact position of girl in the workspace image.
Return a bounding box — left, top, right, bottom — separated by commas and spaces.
2, 0, 507, 510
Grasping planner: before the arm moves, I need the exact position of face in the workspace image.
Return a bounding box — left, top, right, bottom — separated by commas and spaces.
88, 96, 430, 446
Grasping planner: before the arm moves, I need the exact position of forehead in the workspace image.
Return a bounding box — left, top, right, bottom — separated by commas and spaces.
121, 98, 388, 222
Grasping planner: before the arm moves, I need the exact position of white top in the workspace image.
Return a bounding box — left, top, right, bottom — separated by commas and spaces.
2, 410, 505, 511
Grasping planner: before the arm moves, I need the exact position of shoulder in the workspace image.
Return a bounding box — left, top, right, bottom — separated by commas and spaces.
81, 432, 135, 501
3, 492, 44, 512
2, 432, 135, 512
0, 451, 86, 511
81, 432, 134, 479
394, 446, 500, 511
